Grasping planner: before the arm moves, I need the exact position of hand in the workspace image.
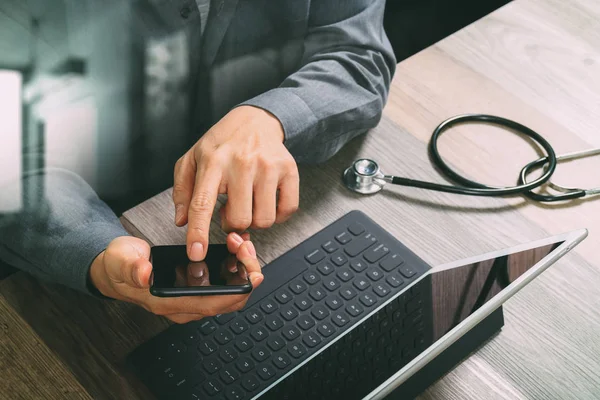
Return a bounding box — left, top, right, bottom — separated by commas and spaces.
172, 105, 299, 261
89, 232, 263, 324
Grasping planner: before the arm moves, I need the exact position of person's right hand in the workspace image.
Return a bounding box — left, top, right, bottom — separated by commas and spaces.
89, 232, 263, 324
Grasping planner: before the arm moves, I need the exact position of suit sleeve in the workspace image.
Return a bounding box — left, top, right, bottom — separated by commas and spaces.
240, 0, 396, 163
0, 168, 130, 295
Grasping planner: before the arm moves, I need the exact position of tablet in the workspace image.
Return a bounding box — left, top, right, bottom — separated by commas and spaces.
366, 228, 588, 399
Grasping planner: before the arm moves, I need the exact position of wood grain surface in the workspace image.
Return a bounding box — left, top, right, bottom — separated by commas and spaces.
1, 0, 599, 399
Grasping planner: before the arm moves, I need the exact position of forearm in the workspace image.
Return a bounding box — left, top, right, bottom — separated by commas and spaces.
0, 168, 129, 294
241, 0, 396, 164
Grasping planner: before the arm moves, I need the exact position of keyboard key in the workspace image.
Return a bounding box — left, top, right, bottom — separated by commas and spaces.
380, 318, 390, 332
404, 310, 423, 329
224, 385, 245, 400
309, 288, 326, 301
311, 305, 330, 320
260, 299, 279, 314
245, 309, 264, 324
267, 335, 285, 351
219, 347, 239, 363
282, 326, 301, 341
250, 327, 269, 342
366, 268, 384, 281
331, 253, 348, 266
199, 320, 217, 335
280, 306, 299, 321
346, 303, 364, 317
363, 244, 389, 263
323, 276, 341, 292
199, 339, 218, 356
317, 263, 334, 276
340, 287, 358, 300
302, 332, 322, 348
234, 338, 253, 353
380, 254, 404, 272
288, 343, 307, 358
386, 274, 404, 288
273, 353, 292, 369
347, 222, 365, 236
275, 289, 293, 304
296, 314, 316, 330
204, 380, 223, 396
257, 364, 276, 380
406, 298, 422, 314
203, 359, 223, 374
294, 296, 313, 311
289, 280, 307, 294
303, 271, 320, 285
235, 357, 255, 374
344, 233, 377, 257
373, 283, 391, 297
335, 231, 352, 244
350, 259, 367, 273
392, 309, 403, 322
317, 322, 336, 337
215, 313, 236, 325
322, 240, 338, 253
399, 264, 417, 278
332, 311, 350, 327
251, 347, 271, 362
219, 368, 240, 384
305, 248, 326, 264
336, 268, 354, 282
359, 293, 377, 307
325, 296, 343, 310
230, 319, 249, 334
265, 315, 284, 331
241, 375, 260, 392
215, 330, 233, 345
353, 278, 371, 291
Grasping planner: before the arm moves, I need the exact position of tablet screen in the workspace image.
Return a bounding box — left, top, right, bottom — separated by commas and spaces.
426, 240, 564, 342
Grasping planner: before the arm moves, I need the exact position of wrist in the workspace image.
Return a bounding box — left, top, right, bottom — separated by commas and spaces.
238, 105, 285, 143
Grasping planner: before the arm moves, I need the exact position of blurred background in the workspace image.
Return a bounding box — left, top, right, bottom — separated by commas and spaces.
0, 0, 511, 219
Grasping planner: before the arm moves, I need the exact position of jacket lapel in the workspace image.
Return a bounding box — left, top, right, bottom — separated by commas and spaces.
201, 0, 240, 66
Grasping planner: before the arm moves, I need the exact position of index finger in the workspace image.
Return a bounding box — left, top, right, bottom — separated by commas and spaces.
187, 164, 222, 261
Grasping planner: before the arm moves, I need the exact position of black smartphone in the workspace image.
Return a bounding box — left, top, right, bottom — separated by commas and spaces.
149, 244, 252, 297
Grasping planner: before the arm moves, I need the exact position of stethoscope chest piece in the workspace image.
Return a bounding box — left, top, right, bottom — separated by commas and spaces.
343, 158, 390, 195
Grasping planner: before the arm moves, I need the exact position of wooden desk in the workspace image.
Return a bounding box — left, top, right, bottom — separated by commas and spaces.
1, 0, 599, 398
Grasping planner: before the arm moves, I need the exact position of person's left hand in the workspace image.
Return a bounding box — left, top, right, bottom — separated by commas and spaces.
172, 105, 299, 262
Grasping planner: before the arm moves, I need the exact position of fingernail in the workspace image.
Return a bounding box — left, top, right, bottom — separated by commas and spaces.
190, 242, 204, 261
190, 263, 204, 278
232, 233, 243, 245
251, 272, 263, 286
133, 265, 143, 287
174, 204, 184, 224
246, 242, 256, 258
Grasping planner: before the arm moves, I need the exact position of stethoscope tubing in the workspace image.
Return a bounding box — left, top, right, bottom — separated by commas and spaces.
378, 114, 597, 202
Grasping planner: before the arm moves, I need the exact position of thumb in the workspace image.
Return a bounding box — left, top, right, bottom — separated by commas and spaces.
105, 237, 152, 288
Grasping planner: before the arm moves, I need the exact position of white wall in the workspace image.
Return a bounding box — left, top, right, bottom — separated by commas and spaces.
0, 70, 22, 213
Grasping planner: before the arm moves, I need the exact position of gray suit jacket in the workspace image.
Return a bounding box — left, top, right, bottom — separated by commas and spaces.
0, 0, 395, 294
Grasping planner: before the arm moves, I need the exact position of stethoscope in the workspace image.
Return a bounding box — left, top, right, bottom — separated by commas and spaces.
343, 114, 600, 202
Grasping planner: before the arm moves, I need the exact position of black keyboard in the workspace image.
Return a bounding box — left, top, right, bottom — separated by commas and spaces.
128, 210, 432, 400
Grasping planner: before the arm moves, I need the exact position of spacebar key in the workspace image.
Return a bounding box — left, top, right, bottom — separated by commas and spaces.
344, 233, 378, 257
247, 259, 307, 307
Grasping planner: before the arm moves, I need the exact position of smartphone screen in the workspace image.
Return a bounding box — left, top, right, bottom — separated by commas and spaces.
149, 244, 252, 297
